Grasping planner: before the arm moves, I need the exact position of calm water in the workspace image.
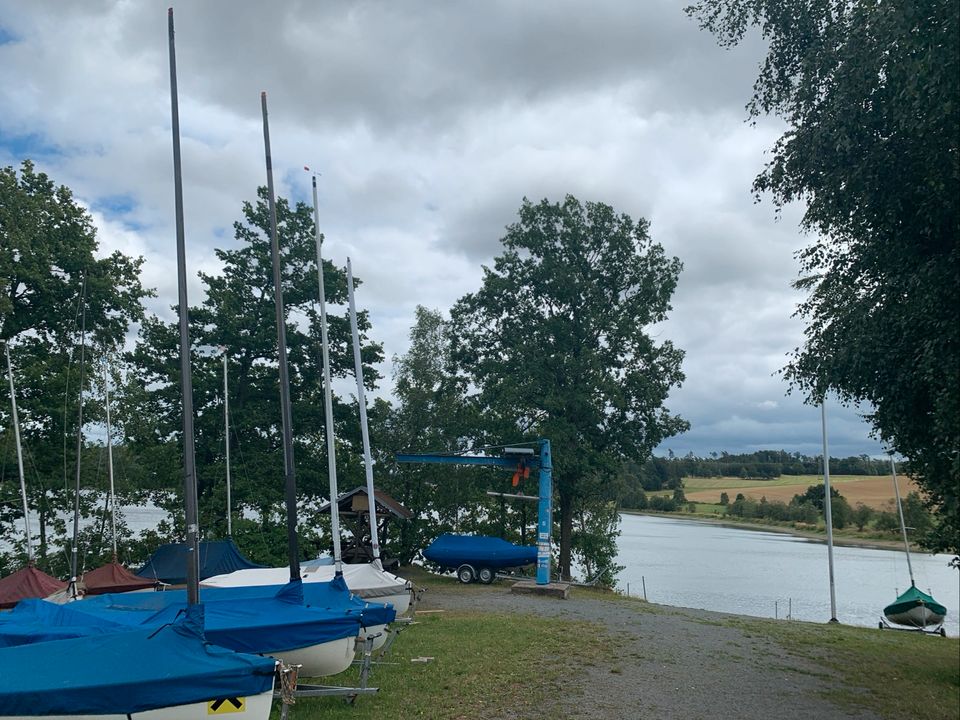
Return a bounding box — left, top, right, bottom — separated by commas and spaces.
615, 513, 959, 635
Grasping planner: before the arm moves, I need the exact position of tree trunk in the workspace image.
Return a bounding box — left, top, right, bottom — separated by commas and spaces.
558, 487, 573, 581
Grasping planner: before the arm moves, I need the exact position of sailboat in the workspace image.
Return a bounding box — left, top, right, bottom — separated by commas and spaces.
0, 10, 278, 719
204, 176, 412, 624
0, 342, 68, 608
203, 246, 411, 621
880, 457, 947, 635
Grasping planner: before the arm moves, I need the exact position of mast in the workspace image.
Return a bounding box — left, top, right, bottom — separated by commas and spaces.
889, 456, 915, 586
3, 342, 33, 564
168, 7, 201, 605
311, 173, 343, 576
104, 356, 118, 559
821, 401, 838, 623
261, 91, 300, 582
68, 279, 87, 599
347, 258, 381, 566
223, 349, 232, 537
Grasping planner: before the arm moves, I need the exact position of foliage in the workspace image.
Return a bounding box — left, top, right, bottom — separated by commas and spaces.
127, 187, 382, 562
450, 195, 687, 579
0, 160, 150, 572
686, 0, 959, 556
791, 483, 841, 512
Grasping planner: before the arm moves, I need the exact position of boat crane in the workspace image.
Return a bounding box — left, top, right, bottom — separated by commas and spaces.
395, 439, 553, 586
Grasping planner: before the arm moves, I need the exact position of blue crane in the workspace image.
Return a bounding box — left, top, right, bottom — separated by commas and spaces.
395, 439, 553, 585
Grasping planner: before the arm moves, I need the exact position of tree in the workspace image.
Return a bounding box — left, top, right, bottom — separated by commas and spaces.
791, 484, 841, 512
719, 491, 729, 506
0, 160, 149, 569
686, 1, 959, 556
129, 187, 382, 562
450, 195, 687, 580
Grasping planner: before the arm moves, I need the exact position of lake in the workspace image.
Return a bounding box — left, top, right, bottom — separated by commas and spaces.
615, 513, 959, 635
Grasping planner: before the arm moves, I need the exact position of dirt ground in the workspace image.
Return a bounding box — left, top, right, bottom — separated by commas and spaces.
419, 582, 884, 720
685, 475, 918, 510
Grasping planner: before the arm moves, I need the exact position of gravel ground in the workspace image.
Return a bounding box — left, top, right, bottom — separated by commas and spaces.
417, 582, 881, 720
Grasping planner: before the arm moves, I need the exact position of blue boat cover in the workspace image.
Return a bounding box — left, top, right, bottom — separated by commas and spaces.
0, 605, 276, 716
137, 539, 265, 584
423, 534, 538, 570
82, 576, 396, 630
0, 581, 365, 654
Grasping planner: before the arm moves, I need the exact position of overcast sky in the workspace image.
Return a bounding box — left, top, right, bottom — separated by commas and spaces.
0, 1, 885, 459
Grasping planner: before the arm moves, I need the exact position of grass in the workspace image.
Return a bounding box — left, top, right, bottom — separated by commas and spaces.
722, 616, 960, 720
271, 607, 607, 719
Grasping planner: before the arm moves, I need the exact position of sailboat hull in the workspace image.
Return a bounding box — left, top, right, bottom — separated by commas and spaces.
882, 585, 948, 629
265, 635, 357, 677
2, 689, 274, 719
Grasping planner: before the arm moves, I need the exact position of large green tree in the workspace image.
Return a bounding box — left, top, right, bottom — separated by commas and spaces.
128, 187, 382, 564
0, 160, 150, 570
686, 0, 959, 556
450, 196, 688, 581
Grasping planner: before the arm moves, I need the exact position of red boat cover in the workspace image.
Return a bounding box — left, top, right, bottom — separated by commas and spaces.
82, 561, 157, 595
0, 564, 67, 609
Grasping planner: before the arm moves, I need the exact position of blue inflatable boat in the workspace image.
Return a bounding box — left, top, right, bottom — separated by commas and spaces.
423, 534, 537, 584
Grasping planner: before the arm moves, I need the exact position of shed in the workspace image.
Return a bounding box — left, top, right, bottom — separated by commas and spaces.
318, 487, 413, 571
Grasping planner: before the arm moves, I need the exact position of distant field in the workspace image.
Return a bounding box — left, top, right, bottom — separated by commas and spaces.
681, 474, 919, 510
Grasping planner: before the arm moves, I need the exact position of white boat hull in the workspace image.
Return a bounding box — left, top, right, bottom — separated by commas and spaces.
885, 605, 945, 628
265, 635, 357, 677
2, 688, 274, 719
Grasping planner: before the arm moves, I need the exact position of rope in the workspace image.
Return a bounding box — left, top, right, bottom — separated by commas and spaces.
278, 661, 299, 706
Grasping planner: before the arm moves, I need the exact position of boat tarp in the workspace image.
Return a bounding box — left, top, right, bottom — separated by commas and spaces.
136, 539, 265, 584
203, 561, 410, 600
0, 564, 66, 609
0, 582, 364, 654
82, 576, 396, 629
81, 560, 158, 595
423, 533, 538, 570
0, 604, 276, 716
883, 584, 948, 621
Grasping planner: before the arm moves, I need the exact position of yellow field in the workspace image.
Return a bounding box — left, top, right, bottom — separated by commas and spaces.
681, 474, 919, 510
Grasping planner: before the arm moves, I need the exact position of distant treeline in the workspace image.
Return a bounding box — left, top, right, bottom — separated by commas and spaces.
624, 451, 890, 494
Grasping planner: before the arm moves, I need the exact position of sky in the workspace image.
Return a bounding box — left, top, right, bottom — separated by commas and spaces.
0, 0, 886, 459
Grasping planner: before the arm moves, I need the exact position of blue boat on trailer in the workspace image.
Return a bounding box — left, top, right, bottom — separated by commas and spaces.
423, 534, 538, 584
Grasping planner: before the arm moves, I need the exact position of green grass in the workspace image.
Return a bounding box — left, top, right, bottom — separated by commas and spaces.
722, 617, 960, 720
271, 608, 607, 718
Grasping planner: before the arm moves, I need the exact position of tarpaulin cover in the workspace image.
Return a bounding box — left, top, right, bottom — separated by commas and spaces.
82, 576, 396, 630
423, 534, 538, 570
0, 564, 66, 609
0, 604, 275, 716
137, 539, 265, 584
0, 581, 364, 654
81, 560, 158, 595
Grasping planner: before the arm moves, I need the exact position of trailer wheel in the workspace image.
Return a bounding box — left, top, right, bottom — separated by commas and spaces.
478, 567, 495, 584
456, 564, 476, 584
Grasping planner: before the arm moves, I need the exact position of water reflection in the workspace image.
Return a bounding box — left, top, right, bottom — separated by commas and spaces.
616, 513, 959, 635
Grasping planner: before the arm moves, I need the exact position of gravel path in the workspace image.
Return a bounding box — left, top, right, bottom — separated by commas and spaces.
417, 582, 880, 720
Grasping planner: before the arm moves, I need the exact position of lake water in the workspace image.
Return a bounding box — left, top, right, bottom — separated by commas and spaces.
615, 513, 959, 635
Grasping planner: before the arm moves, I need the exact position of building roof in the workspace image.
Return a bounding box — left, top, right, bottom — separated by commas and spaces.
318, 487, 413, 520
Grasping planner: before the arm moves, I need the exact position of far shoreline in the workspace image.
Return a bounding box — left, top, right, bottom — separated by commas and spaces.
620, 509, 939, 554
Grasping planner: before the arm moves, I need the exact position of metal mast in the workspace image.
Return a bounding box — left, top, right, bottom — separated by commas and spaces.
168, 7, 201, 605
821, 401, 838, 623
4, 343, 33, 564
223, 350, 232, 537
104, 357, 118, 559
347, 258, 381, 566
889, 457, 915, 586
261, 91, 300, 582
68, 280, 87, 598
311, 174, 343, 576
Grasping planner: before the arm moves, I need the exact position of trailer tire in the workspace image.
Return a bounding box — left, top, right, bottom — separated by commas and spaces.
478, 567, 495, 584
456, 564, 476, 584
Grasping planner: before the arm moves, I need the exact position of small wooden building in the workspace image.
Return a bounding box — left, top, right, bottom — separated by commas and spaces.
318, 487, 413, 571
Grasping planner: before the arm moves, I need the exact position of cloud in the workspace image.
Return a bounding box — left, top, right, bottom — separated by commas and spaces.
0, 0, 884, 458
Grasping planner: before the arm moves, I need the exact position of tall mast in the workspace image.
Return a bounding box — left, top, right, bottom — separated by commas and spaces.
889, 457, 915, 586
311, 174, 343, 576
223, 349, 232, 537
261, 91, 300, 582
104, 356, 118, 560
68, 278, 87, 598
347, 258, 381, 566
821, 401, 838, 623
168, 7, 201, 605
3, 343, 33, 564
